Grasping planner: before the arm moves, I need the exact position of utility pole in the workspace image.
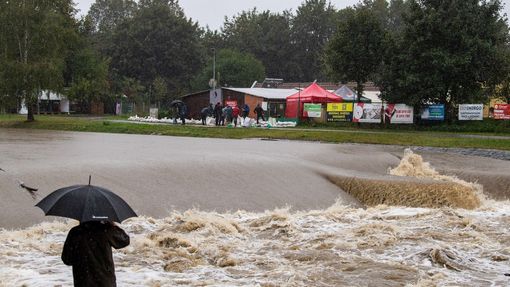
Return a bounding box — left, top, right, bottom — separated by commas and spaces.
212, 48, 216, 91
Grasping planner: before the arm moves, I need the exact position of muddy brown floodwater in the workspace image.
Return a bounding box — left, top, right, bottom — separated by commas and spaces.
1, 128, 510, 286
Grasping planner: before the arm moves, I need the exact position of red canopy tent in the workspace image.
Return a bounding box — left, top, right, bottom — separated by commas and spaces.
285, 82, 342, 118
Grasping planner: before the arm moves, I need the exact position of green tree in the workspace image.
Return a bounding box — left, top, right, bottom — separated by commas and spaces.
62, 16, 111, 114
291, 0, 339, 81
325, 6, 385, 101
88, 0, 137, 34
378, 0, 510, 120
65, 47, 110, 113
108, 0, 203, 100
222, 9, 298, 80
87, 0, 137, 53
191, 49, 265, 90
152, 76, 168, 107
0, 0, 77, 121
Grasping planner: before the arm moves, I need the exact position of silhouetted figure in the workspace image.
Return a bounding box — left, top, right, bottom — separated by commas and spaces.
201, 104, 213, 125
62, 221, 130, 287
177, 103, 188, 125
254, 104, 265, 124
214, 103, 223, 126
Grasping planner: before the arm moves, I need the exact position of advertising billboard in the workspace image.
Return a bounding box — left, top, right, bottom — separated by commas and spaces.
303, 104, 322, 118
458, 104, 483, 121
225, 100, 238, 107
421, 104, 445, 121
326, 103, 353, 122
494, 104, 510, 120
384, 104, 414, 124
353, 103, 383, 123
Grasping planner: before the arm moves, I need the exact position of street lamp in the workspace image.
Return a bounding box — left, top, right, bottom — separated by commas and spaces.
212, 48, 216, 91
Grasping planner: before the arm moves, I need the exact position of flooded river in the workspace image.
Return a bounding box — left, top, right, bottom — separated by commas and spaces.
1, 128, 509, 286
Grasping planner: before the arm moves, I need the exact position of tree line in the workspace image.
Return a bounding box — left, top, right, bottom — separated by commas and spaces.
1, 0, 509, 121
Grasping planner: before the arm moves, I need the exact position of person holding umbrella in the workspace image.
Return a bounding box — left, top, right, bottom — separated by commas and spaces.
36, 176, 136, 287
62, 221, 130, 287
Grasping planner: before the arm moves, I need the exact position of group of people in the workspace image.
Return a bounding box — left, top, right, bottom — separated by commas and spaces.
200, 103, 266, 127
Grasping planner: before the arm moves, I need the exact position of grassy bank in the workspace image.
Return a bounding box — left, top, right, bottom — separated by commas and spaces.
1, 114, 509, 150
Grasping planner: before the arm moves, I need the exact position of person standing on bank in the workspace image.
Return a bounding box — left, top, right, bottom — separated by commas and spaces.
62, 221, 130, 287
214, 102, 223, 126
224, 104, 233, 125
232, 105, 240, 127
242, 104, 250, 119
201, 104, 213, 125
254, 103, 265, 124
178, 103, 188, 125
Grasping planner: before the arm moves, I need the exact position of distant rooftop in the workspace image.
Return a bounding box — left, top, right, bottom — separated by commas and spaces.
253, 81, 380, 92
225, 87, 298, 100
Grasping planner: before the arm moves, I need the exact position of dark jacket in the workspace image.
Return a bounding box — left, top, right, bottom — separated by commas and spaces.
62, 221, 130, 287
214, 103, 223, 118
201, 106, 213, 117
254, 105, 264, 116
178, 104, 188, 118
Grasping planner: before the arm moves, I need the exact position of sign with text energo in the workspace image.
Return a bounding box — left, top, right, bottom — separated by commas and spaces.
327, 103, 353, 122
458, 104, 483, 120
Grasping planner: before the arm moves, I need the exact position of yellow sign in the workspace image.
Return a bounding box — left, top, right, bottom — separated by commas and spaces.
327, 103, 353, 112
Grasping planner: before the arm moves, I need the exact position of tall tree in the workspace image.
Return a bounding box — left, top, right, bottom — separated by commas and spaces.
325, 6, 385, 100
0, 0, 77, 121
87, 0, 137, 52
108, 0, 203, 104
378, 0, 510, 120
88, 0, 137, 34
291, 0, 338, 81
222, 9, 298, 80
191, 49, 266, 90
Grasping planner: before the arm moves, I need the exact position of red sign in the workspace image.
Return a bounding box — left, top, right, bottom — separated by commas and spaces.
225, 100, 237, 107
494, 104, 510, 120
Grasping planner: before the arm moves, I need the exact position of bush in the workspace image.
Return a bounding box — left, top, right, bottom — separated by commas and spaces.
158, 109, 175, 119
298, 118, 510, 134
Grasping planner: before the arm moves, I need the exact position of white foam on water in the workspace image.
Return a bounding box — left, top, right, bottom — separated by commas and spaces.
1, 201, 510, 286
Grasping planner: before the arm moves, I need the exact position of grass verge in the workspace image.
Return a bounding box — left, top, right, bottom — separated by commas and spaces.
1, 114, 509, 151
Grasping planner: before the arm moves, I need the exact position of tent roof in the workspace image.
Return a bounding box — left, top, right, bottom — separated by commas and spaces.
333, 85, 372, 102
287, 82, 342, 102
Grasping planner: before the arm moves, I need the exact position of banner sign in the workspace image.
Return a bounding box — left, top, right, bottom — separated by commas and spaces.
353, 103, 383, 123
458, 104, 483, 121
421, 104, 445, 121
304, 103, 322, 118
327, 103, 353, 122
494, 104, 510, 120
149, 108, 158, 119
225, 100, 237, 107
384, 104, 414, 124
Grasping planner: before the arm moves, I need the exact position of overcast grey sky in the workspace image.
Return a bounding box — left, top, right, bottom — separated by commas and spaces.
75, 0, 510, 31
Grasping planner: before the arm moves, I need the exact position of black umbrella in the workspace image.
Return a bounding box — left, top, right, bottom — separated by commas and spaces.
170, 99, 184, 107
36, 179, 137, 223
